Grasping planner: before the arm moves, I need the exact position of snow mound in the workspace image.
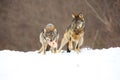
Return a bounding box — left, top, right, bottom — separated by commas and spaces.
0, 47, 120, 80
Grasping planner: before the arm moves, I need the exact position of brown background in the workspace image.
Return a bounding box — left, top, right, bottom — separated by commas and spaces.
0, 0, 120, 51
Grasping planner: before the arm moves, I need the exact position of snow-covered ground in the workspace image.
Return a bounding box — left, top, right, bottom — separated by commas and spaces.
0, 47, 120, 80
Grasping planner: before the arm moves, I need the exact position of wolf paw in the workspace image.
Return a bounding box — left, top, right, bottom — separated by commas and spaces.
75, 49, 80, 53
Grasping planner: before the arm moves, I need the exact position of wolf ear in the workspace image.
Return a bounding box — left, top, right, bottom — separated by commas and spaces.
72, 13, 76, 18
44, 29, 46, 33
79, 13, 84, 20
54, 29, 57, 34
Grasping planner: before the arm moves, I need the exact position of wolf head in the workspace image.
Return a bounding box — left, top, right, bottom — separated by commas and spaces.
43, 23, 58, 42
71, 13, 85, 34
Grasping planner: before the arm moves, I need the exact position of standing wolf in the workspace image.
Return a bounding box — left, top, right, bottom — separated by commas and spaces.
58, 13, 85, 53
39, 23, 59, 54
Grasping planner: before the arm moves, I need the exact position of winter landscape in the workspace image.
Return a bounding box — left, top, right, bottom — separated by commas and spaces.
0, 0, 120, 80
0, 47, 120, 80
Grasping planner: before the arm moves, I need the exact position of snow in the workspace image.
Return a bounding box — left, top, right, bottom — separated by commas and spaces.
0, 47, 120, 80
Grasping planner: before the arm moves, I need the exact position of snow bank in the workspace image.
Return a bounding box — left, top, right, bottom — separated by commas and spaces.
0, 47, 120, 80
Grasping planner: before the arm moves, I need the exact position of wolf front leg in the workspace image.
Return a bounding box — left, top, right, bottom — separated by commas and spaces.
67, 40, 73, 53
39, 43, 44, 53
75, 37, 84, 53
58, 35, 69, 53
53, 39, 58, 53
78, 37, 84, 48
39, 47, 43, 53
43, 43, 48, 54
75, 41, 80, 53
39, 43, 47, 54
53, 44, 58, 53
50, 47, 57, 53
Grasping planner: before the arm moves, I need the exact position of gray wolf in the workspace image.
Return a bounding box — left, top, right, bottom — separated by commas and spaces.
39, 23, 59, 54
58, 13, 85, 53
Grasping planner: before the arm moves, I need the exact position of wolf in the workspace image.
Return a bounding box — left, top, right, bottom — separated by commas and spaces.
39, 23, 59, 54
58, 13, 85, 53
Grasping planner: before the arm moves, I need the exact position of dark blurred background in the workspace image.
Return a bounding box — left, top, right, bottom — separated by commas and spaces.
0, 0, 120, 51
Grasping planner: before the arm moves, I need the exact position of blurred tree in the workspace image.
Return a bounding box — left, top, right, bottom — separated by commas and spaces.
0, 0, 120, 51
